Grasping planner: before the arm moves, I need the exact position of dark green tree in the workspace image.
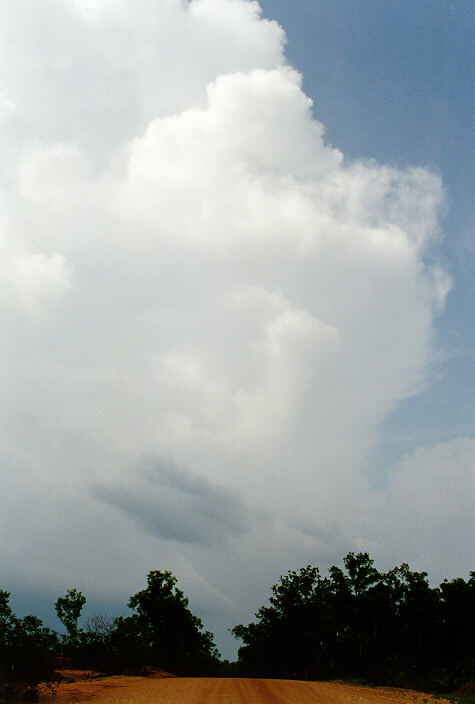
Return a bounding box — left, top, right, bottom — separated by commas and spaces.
232, 553, 474, 690
55, 588, 86, 641
232, 565, 336, 679
438, 572, 475, 689
117, 570, 220, 675
0, 590, 57, 699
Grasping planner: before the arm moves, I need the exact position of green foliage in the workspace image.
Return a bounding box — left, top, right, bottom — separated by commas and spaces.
65, 571, 221, 676
122, 570, 220, 675
0, 590, 58, 700
1, 558, 472, 689
55, 588, 86, 640
232, 553, 475, 690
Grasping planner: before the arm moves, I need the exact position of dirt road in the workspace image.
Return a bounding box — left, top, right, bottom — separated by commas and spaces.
41, 675, 450, 704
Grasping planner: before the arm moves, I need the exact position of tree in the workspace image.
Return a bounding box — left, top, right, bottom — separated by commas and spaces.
0, 590, 16, 685
85, 613, 115, 637
437, 572, 475, 688
232, 553, 475, 689
123, 570, 220, 675
55, 588, 86, 640
0, 590, 57, 699
50, 573, 221, 676
232, 565, 334, 679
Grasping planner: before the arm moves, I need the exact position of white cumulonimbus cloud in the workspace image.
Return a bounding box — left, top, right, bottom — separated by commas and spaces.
1, 0, 472, 656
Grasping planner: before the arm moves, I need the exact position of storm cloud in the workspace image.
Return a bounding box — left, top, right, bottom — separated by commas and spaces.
1, 0, 472, 657
93, 458, 259, 545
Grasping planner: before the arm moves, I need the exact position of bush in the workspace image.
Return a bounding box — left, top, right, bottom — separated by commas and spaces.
0, 591, 58, 701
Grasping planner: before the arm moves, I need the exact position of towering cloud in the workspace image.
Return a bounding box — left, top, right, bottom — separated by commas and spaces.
1, 0, 471, 656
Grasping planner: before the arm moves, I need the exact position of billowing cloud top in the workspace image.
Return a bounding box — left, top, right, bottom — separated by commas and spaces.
1, 0, 472, 657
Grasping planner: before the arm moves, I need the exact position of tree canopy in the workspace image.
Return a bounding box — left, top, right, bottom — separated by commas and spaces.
122, 570, 220, 674
55, 588, 86, 641
232, 552, 475, 691
72, 570, 221, 676
0, 590, 57, 698
1, 558, 473, 697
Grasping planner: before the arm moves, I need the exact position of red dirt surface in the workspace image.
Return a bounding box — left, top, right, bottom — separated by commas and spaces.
38, 674, 452, 704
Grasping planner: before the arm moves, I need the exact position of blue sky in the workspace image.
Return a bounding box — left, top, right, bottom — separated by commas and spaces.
2, 0, 473, 659
261, 0, 474, 476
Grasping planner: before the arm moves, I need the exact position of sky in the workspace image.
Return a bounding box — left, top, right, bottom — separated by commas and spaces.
1, 0, 474, 659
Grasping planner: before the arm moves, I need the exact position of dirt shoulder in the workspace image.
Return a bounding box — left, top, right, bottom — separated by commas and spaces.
38, 674, 452, 704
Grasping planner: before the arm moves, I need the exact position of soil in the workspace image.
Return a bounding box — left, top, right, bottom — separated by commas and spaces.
454, 681, 475, 697
37, 674, 452, 704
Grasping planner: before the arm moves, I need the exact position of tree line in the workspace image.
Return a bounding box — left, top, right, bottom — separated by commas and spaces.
232, 553, 474, 691
0, 570, 221, 701
1, 554, 473, 700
